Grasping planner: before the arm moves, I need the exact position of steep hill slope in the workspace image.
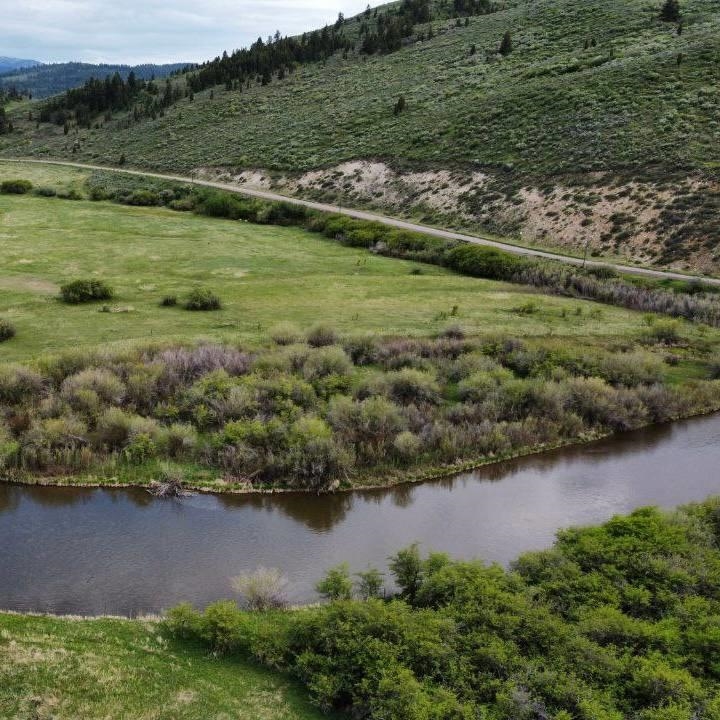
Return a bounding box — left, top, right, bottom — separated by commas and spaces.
2, 0, 719, 272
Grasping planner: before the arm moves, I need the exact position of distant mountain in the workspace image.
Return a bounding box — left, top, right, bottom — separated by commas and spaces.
0, 62, 191, 98
0, 57, 41, 74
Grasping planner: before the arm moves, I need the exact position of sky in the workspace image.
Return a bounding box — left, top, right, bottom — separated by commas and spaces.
2, 0, 374, 66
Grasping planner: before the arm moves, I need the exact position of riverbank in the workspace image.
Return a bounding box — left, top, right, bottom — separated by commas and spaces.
2, 410, 717, 496
0, 612, 327, 720
5, 497, 720, 719
3, 411, 719, 616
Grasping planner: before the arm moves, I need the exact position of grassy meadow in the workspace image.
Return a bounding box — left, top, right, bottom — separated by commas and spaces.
0, 613, 327, 720
0, 171, 670, 364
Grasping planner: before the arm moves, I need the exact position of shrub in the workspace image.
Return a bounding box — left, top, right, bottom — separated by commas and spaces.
286, 417, 353, 488
355, 567, 385, 600
160, 295, 178, 307
59, 279, 114, 304
0, 422, 20, 469
94, 407, 134, 449
0, 179, 33, 194
445, 244, 527, 281
316, 563, 354, 601
166, 423, 198, 458
184, 287, 222, 311
125, 190, 160, 206
269, 322, 301, 346
343, 335, 379, 365
643, 319, 681, 345
393, 430, 422, 462
232, 568, 289, 610
33, 186, 57, 197
0, 318, 16, 343
440, 324, 465, 340
388, 544, 423, 600
306, 323, 338, 347
387, 368, 440, 404
303, 347, 353, 380
61, 367, 125, 406
0, 364, 44, 404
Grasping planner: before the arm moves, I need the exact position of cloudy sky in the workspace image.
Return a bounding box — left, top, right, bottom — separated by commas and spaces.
3, 0, 374, 65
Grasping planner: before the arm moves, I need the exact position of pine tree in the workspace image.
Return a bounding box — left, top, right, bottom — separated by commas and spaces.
659, 0, 680, 22
499, 30, 513, 56
0, 107, 9, 135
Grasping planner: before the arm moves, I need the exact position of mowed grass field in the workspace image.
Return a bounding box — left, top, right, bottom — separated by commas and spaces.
0, 190, 668, 363
0, 613, 327, 720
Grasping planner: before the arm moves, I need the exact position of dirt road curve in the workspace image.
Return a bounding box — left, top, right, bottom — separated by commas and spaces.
5, 157, 719, 287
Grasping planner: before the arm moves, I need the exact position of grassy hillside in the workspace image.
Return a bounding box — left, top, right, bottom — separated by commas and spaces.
0, 613, 327, 720
1, 0, 719, 271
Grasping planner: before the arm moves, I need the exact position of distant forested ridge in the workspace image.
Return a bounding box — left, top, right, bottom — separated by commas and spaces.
0, 57, 41, 74
0, 62, 190, 99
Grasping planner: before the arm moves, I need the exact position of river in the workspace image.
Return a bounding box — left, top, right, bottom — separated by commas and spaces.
1, 413, 719, 616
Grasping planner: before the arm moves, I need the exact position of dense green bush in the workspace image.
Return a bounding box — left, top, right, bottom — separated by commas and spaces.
124, 189, 160, 206
306, 323, 338, 348
33, 186, 57, 197
0, 318, 16, 343
59, 279, 114, 304
165, 499, 720, 720
445, 243, 528, 281
184, 287, 222, 311
0, 179, 33, 194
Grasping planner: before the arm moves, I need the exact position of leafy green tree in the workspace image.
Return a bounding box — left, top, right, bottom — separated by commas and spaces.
355, 567, 385, 599
389, 543, 423, 600
316, 563, 354, 600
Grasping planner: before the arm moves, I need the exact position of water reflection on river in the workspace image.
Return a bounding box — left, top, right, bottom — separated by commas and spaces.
1, 414, 718, 615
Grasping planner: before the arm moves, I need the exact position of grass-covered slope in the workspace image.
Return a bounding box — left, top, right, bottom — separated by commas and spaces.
4, 0, 718, 176
0, 613, 327, 720
1, 0, 719, 274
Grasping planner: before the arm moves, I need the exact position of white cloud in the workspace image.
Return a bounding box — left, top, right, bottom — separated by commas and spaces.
3, 0, 374, 65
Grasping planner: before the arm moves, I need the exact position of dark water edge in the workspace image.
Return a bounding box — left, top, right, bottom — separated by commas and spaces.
1, 413, 719, 616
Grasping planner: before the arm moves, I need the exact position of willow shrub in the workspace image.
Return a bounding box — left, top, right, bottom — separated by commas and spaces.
3, 331, 719, 489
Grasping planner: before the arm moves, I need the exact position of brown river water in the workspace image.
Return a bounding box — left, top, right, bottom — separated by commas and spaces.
1, 413, 719, 616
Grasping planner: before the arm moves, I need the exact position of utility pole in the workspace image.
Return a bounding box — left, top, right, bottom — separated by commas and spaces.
582, 237, 590, 268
